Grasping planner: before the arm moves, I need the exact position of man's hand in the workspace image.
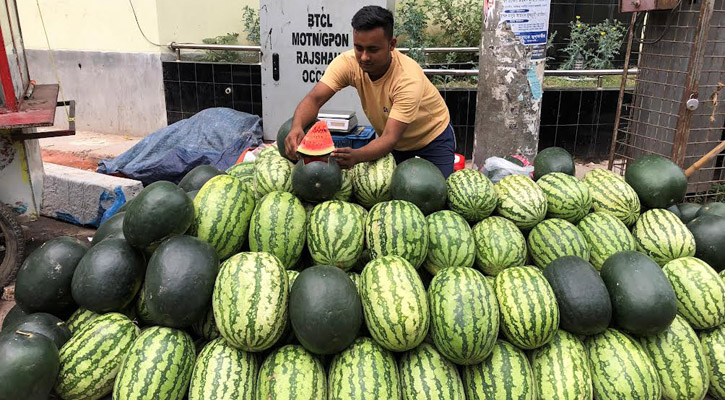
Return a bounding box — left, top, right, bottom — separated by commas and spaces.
284, 127, 306, 160
332, 147, 360, 169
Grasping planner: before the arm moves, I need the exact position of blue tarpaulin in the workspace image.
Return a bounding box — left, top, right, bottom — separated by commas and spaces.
97, 108, 264, 186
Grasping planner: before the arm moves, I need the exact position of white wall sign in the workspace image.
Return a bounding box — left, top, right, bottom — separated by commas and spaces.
501, 0, 551, 60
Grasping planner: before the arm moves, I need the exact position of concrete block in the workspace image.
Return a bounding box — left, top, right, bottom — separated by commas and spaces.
41, 163, 143, 227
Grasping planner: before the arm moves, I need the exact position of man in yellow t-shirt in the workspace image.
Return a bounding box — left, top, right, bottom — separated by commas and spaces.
284, 5, 455, 177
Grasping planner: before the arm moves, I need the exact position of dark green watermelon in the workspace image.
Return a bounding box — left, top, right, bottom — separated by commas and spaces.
543, 256, 612, 336
144, 235, 219, 328
123, 181, 194, 250
91, 212, 126, 245
14, 237, 88, 316
6, 313, 71, 349
697, 202, 725, 218
0, 331, 60, 400
390, 157, 447, 215
1, 305, 29, 331
667, 204, 681, 219
186, 190, 199, 201
687, 214, 725, 272
292, 158, 343, 203
71, 238, 145, 313
677, 203, 702, 223
533, 147, 575, 180
624, 154, 687, 209
277, 117, 319, 160
600, 251, 678, 336
178, 165, 224, 192
289, 265, 362, 354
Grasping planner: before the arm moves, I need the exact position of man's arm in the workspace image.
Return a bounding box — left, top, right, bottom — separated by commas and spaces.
332, 117, 408, 168
285, 82, 336, 160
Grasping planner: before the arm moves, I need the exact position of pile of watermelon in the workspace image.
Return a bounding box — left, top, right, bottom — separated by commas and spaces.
2, 142, 725, 400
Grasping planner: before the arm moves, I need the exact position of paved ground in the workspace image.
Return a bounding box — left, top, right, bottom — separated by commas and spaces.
39, 131, 140, 171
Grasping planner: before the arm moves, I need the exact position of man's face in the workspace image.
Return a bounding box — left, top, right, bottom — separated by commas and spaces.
353, 27, 396, 77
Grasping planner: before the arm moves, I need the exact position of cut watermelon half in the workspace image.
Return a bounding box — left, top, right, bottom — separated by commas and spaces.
297, 121, 335, 156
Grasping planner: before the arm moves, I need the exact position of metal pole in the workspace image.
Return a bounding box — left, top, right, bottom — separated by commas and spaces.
608, 13, 638, 170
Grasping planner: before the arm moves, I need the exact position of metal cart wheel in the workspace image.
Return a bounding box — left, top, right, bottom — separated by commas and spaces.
0, 203, 24, 288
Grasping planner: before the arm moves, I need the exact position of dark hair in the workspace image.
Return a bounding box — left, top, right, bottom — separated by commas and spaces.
351, 6, 394, 39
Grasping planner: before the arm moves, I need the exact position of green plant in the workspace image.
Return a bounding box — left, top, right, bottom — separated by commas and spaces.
425, 0, 483, 64
395, 0, 429, 64
546, 31, 558, 69
560, 17, 625, 70
242, 6, 260, 46
590, 19, 625, 69
560, 16, 596, 70
200, 33, 242, 63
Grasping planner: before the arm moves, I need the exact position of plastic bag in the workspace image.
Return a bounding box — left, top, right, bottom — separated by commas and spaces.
482, 156, 535, 183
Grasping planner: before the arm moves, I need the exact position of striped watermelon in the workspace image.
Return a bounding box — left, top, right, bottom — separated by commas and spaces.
366, 200, 428, 268
359, 255, 429, 352
212, 252, 288, 351
188, 337, 258, 400
494, 266, 559, 349
258, 144, 282, 160
254, 156, 293, 198
462, 340, 536, 400
424, 211, 476, 274
494, 174, 548, 230
287, 269, 300, 287
446, 168, 498, 223
113, 326, 195, 400
191, 307, 220, 341
537, 172, 592, 223
248, 191, 306, 269
256, 345, 327, 399
307, 200, 364, 271
528, 218, 590, 269
226, 162, 255, 185
352, 153, 396, 208
577, 212, 636, 270
663, 257, 725, 329
585, 329, 661, 400
639, 315, 709, 400
134, 285, 157, 326
472, 216, 527, 276
347, 271, 360, 292
398, 342, 465, 400
633, 209, 696, 266
582, 168, 640, 226
333, 169, 353, 201
55, 313, 139, 400
700, 324, 725, 400
428, 266, 499, 365
328, 337, 400, 400
721, 269, 725, 280
192, 174, 256, 259
65, 307, 99, 335
530, 329, 592, 400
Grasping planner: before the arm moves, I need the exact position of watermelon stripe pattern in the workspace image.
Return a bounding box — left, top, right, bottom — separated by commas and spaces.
352, 153, 396, 208
537, 172, 592, 224
360, 255, 430, 352
472, 216, 527, 276
347, 272, 360, 293
113, 326, 195, 400
192, 174, 256, 259
55, 313, 140, 400
307, 201, 365, 271
248, 191, 307, 269
663, 257, 725, 330
226, 162, 255, 184
585, 329, 662, 400
527, 218, 590, 269
212, 252, 288, 352
425, 211, 476, 272
700, 324, 725, 400
633, 209, 696, 266
531, 330, 593, 400
577, 212, 636, 270
333, 169, 353, 202
188, 338, 258, 400
428, 267, 499, 365
366, 200, 429, 269
495, 175, 548, 230
398, 342, 465, 400
65, 308, 99, 335
191, 307, 220, 341
328, 337, 400, 400
446, 169, 498, 223
494, 267, 559, 350
253, 156, 293, 198
639, 315, 709, 400
582, 168, 640, 227
256, 345, 327, 399
462, 340, 536, 400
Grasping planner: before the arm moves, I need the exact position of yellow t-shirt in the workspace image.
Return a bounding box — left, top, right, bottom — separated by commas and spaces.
320, 49, 450, 151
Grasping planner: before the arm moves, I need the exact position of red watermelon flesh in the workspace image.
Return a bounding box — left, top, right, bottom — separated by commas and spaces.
297, 121, 335, 156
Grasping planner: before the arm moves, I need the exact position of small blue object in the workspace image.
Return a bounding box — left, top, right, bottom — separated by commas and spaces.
331, 126, 376, 149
